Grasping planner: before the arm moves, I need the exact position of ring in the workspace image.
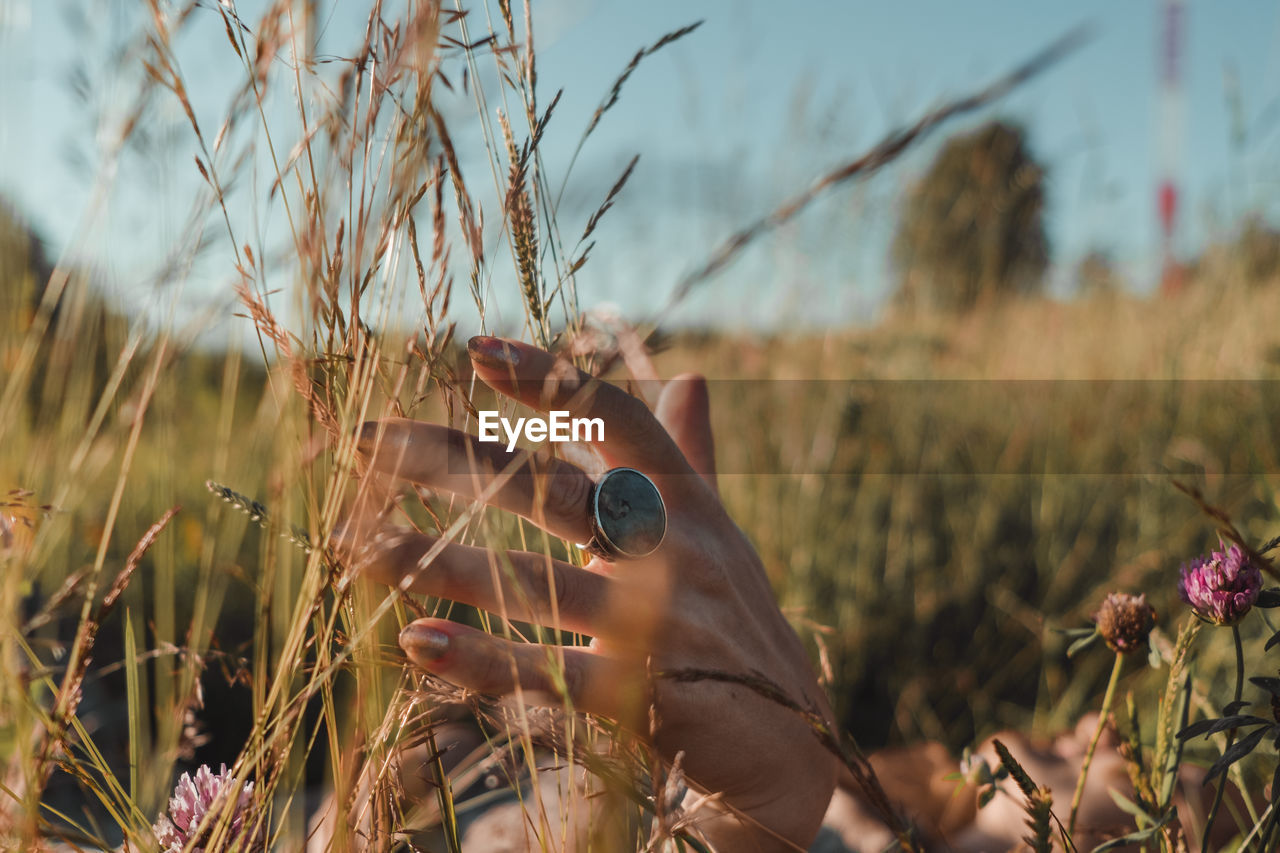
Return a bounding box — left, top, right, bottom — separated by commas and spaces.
580, 468, 667, 561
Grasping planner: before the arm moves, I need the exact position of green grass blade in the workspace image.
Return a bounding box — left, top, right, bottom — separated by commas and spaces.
124, 607, 141, 805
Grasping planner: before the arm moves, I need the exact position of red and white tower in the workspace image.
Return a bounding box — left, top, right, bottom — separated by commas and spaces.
1158, 0, 1186, 293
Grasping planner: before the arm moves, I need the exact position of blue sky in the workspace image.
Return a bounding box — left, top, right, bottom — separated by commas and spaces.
2, 1, 1279, 332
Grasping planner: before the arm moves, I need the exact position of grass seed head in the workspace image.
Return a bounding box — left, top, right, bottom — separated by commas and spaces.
1095, 592, 1156, 654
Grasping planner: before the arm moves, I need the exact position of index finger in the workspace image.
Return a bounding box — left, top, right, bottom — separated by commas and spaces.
466, 336, 693, 478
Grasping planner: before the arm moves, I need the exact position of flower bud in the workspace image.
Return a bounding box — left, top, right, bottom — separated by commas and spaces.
1094, 592, 1156, 654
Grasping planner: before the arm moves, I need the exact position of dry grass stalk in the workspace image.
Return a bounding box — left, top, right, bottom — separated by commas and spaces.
584, 22, 704, 141
500, 110, 545, 337
29, 506, 179, 838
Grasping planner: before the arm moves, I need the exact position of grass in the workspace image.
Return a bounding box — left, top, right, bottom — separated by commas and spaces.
673, 285, 1280, 749
4, 1, 1280, 850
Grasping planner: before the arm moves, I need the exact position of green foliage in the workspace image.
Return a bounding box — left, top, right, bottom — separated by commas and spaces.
1075, 249, 1120, 297
715, 370, 1280, 749
0, 201, 50, 335
1188, 213, 1280, 287
892, 120, 1048, 312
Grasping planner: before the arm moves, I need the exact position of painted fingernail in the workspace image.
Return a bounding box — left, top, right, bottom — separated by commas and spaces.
330, 520, 355, 553
355, 421, 380, 454
468, 335, 519, 368
400, 623, 451, 661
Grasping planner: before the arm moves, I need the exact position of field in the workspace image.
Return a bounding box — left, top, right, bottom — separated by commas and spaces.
4, 2, 1280, 851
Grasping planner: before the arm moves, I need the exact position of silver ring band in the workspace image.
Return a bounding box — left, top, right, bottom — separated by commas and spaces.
580, 468, 666, 561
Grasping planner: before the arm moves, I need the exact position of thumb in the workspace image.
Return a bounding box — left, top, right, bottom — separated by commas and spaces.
655, 374, 717, 494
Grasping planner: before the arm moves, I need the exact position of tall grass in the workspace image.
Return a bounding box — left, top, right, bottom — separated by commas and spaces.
675, 292, 1280, 748
4, 0, 706, 847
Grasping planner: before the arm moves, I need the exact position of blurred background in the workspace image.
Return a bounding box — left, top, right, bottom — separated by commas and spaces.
7, 2, 1280, 331
4, 0, 1280, 805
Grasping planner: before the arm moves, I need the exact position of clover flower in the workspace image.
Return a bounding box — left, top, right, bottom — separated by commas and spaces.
1094, 592, 1156, 654
1177, 543, 1262, 626
153, 764, 262, 852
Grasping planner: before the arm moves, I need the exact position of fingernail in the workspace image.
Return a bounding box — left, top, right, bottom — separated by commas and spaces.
331, 521, 354, 553
468, 335, 519, 368
331, 522, 388, 562
400, 623, 451, 660
355, 421, 380, 455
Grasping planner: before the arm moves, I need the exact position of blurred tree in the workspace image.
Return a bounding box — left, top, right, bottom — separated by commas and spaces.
1074, 249, 1119, 297
0, 199, 132, 425
1187, 213, 1280, 288
892, 120, 1048, 312
1235, 215, 1280, 284
0, 199, 53, 350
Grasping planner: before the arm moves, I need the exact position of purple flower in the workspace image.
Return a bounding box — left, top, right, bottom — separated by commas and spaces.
1178, 543, 1263, 626
153, 764, 262, 852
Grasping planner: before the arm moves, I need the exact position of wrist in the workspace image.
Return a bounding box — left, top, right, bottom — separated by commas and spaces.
689, 750, 839, 852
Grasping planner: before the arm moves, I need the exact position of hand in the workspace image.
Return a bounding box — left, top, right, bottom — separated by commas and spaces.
347, 336, 839, 850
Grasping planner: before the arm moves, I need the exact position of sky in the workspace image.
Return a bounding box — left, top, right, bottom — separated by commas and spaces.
2, 1, 1280, 334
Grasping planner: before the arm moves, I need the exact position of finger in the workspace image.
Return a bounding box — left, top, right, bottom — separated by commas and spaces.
400, 619, 640, 724
340, 525, 609, 636
357, 418, 595, 544
466, 336, 693, 479
655, 373, 717, 494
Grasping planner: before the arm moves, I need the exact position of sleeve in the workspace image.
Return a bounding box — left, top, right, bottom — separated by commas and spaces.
808, 825, 860, 853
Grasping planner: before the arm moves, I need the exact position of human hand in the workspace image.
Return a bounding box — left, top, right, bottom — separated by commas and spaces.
348, 336, 839, 850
